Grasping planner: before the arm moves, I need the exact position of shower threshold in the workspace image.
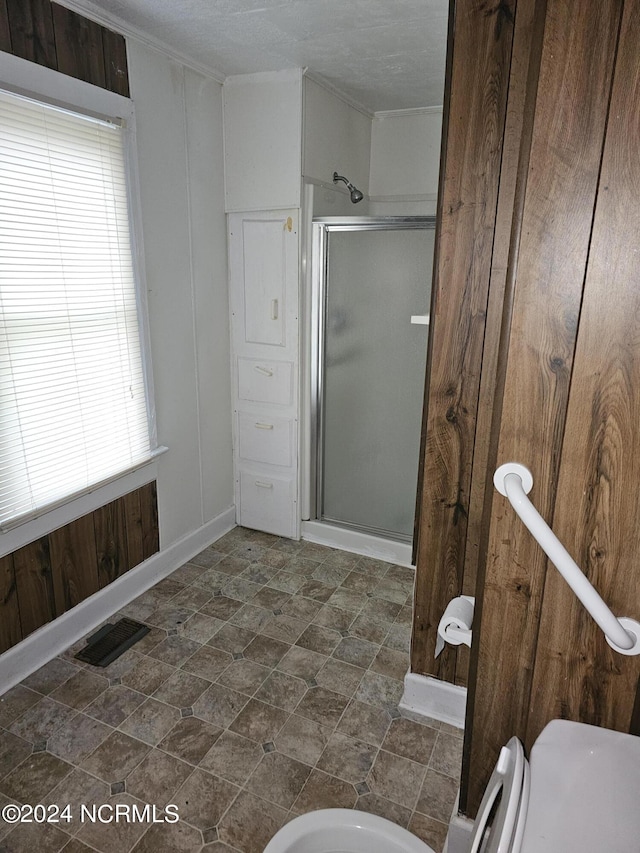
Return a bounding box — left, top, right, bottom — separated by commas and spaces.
301, 520, 413, 567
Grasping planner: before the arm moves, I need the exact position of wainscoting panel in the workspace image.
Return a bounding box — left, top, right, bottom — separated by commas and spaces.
0, 554, 21, 654
0, 482, 159, 653
13, 538, 55, 638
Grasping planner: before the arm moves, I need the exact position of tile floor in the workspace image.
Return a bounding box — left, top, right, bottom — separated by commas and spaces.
0, 527, 463, 853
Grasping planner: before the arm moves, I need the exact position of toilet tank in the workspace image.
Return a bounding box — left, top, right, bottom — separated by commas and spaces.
520, 719, 640, 852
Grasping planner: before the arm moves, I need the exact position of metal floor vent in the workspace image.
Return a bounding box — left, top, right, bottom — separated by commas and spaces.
75, 618, 150, 667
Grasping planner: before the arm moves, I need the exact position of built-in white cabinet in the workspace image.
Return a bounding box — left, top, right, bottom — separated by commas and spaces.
229, 210, 299, 538
224, 70, 379, 539
223, 70, 302, 213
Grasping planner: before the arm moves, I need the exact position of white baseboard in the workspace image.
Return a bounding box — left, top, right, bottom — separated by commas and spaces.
0, 505, 236, 695
399, 670, 467, 729
301, 520, 413, 566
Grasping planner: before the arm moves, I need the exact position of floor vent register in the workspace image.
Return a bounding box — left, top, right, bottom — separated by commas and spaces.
75, 617, 150, 667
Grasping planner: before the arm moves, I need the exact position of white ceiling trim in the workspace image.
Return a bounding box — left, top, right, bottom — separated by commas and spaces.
374, 106, 443, 119
303, 70, 374, 119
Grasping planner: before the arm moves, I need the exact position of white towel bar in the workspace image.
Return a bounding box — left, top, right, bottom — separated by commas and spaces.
494, 463, 640, 656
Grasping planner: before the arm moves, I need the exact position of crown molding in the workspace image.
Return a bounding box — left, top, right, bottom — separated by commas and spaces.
224, 68, 303, 87
303, 70, 374, 119
374, 106, 443, 118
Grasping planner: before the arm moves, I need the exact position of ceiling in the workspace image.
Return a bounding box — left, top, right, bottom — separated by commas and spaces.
63, 0, 449, 113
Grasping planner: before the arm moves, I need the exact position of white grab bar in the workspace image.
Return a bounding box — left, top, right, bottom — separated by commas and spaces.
494, 463, 640, 656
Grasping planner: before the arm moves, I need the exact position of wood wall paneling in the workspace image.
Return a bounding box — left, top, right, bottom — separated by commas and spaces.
51, 3, 106, 88
50, 514, 101, 614
526, 0, 640, 744
0, 0, 12, 53
0, 554, 21, 654
5, 0, 56, 68
459, 0, 544, 688
139, 481, 159, 561
101, 23, 129, 97
122, 483, 159, 568
3, 484, 159, 653
123, 488, 145, 569
94, 498, 130, 589
13, 538, 56, 637
411, 0, 516, 686
464, 0, 623, 816
2, 0, 128, 96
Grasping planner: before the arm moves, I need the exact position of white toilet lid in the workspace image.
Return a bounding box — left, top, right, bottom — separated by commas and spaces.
520, 720, 640, 853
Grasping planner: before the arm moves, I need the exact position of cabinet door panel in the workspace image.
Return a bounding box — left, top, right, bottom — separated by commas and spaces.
242, 218, 288, 346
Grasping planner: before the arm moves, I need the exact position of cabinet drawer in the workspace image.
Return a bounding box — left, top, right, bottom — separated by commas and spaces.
237, 412, 294, 467
237, 358, 293, 405
238, 469, 296, 538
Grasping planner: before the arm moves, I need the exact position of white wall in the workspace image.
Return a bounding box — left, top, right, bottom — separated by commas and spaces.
369, 108, 443, 215
127, 42, 233, 548
303, 77, 372, 213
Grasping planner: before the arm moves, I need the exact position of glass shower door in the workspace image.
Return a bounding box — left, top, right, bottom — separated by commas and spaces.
317, 220, 434, 541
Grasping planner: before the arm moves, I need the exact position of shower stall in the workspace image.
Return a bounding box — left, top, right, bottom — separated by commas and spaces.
308, 216, 435, 545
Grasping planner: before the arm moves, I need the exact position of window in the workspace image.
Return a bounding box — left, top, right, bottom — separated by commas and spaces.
0, 85, 156, 530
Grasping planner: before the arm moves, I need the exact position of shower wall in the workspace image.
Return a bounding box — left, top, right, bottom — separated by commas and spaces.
369, 110, 443, 216
303, 77, 372, 199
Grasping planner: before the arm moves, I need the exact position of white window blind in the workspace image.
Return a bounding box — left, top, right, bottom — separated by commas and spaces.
0, 88, 155, 529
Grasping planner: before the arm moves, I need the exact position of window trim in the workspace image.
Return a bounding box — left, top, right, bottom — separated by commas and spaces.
0, 51, 164, 547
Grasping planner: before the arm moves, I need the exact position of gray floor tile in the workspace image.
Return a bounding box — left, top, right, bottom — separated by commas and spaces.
0, 532, 460, 853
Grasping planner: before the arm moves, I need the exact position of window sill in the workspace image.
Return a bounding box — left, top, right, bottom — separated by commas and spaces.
0, 446, 168, 558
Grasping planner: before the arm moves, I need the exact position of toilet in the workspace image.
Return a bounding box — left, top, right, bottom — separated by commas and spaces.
263, 719, 640, 853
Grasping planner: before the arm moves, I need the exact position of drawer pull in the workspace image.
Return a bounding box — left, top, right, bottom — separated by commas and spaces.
271, 299, 279, 320
255, 480, 274, 489
254, 365, 273, 377
255, 422, 274, 430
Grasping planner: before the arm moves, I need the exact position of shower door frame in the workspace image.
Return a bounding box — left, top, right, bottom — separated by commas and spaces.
310, 215, 436, 541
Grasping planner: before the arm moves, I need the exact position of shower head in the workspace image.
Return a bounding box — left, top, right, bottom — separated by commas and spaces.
333, 171, 364, 204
